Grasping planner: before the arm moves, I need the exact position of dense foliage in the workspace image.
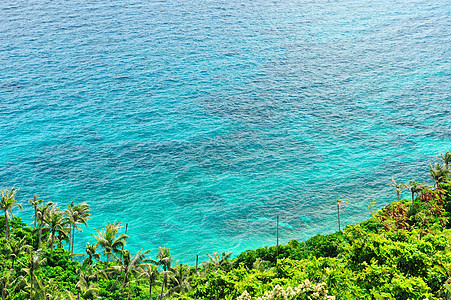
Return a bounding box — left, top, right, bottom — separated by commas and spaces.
1, 151, 451, 299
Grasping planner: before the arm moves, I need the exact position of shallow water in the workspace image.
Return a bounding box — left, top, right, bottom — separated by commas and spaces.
0, 0, 450, 264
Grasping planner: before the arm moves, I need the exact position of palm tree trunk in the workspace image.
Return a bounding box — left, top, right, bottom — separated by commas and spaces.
50, 232, 55, 257
68, 224, 71, 254
4, 211, 9, 239
71, 225, 75, 255
276, 215, 279, 263
159, 283, 164, 300
337, 205, 340, 231
30, 260, 33, 300
149, 282, 152, 300
34, 207, 37, 228
38, 223, 43, 249
159, 274, 166, 299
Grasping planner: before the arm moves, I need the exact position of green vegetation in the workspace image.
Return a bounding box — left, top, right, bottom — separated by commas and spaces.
1, 151, 451, 299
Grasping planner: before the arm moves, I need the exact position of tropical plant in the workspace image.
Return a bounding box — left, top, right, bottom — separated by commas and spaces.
407, 180, 428, 202
0, 269, 24, 300
437, 151, 451, 169
336, 198, 348, 232
93, 221, 128, 264
389, 178, 407, 201
36, 201, 54, 250
65, 200, 90, 257
76, 266, 101, 300
44, 206, 68, 257
430, 163, 450, 187
237, 280, 335, 300
20, 249, 47, 300
111, 248, 149, 300
166, 262, 192, 297
154, 247, 172, 299
5, 236, 29, 270
203, 251, 233, 272
28, 195, 43, 228
154, 247, 171, 272
159, 270, 171, 300
137, 263, 159, 300
83, 241, 101, 266
1, 187, 22, 239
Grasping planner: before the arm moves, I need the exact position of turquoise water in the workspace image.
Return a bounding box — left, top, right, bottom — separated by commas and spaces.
1, 0, 450, 264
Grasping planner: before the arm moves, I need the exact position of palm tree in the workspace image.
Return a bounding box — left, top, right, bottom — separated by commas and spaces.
407, 179, 429, 202
5, 236, 29, 270
155, 247, 172, 271
65, 200, 90, 257
1, 187, 22, 239
154, 247, 172, 299
93, 222, 128, 264
36, 201, 54, 250
166, 262, 192, 297
20, 249, 47, 300
137, 264, 158, 300
0, 269, 24, 300
65, 201, 75, 254
159, 270, 171, 300
43, 206, 67, 257
76, 266, 101, 300
83, 242, 101, 266
429, 163, 450, 187
28, 195, 43, 228
437, 151, 451, 169
203, 252, 233, 272
111, 248, 150, 300
389, 178, 407, 201
38, 278, 75, 300
337, 198, 348, 232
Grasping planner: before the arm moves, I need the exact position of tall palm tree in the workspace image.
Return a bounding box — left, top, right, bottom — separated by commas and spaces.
137, 264, 158, 300
20, 249, 47, 300
28, 195, 43, 228
93, 222, 128, 264
156, 247, 171, 271
407, 179, 429, 202
64, 201, 75, 254
111, 248, 150, 300
5, 236, 29, 270
429, 163, 450, 187
83, 242, 101, 266
437, 151, 451, 169
389, 178, 407, 201
65, 200, 90, 257
159, 270, 171, 300
76, 267, 101, 300
0, 269, 24, 300
1, 187, 22, 239
36, 201, 54, 250
154, 247, 172, 300
203, 252, 233, 272
166, 262, 192, 297
43, 206, 67, 257
336, 198, 348, 232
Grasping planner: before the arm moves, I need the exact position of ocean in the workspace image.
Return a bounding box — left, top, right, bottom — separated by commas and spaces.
1, 0, 450, 264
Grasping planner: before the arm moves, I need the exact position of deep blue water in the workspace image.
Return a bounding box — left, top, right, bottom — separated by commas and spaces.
1, 0, 450, 264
